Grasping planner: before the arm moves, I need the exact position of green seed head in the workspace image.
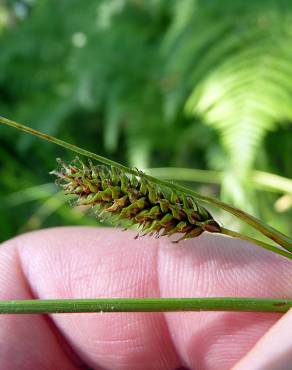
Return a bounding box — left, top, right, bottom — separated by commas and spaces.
51, 157, 221, 241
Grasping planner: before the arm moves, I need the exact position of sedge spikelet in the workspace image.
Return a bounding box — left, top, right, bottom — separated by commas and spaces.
51, 157, 221, 241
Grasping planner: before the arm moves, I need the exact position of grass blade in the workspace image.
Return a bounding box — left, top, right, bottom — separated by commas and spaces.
1, 115, 291, 252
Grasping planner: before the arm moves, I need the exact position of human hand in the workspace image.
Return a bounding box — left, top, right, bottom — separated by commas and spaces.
0, 227, 291, 370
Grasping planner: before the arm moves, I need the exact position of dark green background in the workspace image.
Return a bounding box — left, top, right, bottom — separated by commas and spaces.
0, 0, 291, 242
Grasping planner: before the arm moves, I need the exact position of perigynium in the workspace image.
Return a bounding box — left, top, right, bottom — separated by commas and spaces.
51, 157, 221, 242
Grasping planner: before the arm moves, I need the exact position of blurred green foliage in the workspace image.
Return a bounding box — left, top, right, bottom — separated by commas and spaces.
0, 0, 291, 242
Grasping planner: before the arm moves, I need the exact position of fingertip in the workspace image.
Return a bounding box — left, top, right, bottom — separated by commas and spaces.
232, 309, 292, 370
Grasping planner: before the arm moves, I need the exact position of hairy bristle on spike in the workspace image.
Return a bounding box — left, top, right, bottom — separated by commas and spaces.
51, 157, 221, 241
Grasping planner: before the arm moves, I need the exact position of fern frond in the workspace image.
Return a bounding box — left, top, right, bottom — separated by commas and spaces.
163, 1, 292, 208
186, 44, 292, 205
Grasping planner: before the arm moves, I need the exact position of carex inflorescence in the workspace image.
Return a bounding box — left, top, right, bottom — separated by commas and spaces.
51, 157, 221, 242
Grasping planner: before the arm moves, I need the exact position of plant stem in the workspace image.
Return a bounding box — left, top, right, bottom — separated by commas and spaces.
146, 167, 221, 184
220, 228, 292, 260
0, 298, 290, 314
145, 167, 292, 194
1, 115, 291, 251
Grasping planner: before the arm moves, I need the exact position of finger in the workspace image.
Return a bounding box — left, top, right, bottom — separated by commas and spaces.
157, 232, 291, 369
232, 308, 292, 370
1, 227, 180, 370
0, 241, 82, 370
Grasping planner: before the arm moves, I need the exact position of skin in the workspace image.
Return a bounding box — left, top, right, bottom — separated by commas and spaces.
0, 227, 291, 370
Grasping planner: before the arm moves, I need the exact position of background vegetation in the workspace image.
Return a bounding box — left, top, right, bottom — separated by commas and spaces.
0, 0, 291, 242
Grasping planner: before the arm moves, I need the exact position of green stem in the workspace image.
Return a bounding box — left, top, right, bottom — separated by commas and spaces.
220, 228, 292, 260
145, 167, 292, 194
0, 298, 290, 314
254, 171, 292, 194
1, 115, 291, 251
146, 167, 221, 184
